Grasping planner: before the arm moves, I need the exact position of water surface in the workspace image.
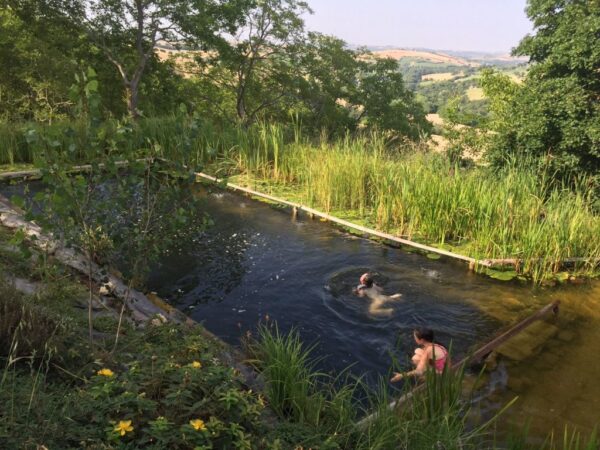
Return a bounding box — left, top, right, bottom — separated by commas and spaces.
3, 181, 598, 439
145, 186, 599, 438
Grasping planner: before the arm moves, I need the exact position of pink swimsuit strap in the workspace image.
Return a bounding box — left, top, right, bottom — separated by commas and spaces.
430, 344, 448, 372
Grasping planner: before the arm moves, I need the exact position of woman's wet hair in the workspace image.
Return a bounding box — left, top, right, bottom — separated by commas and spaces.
362, 273, 374, 288
414, 327, 434, 343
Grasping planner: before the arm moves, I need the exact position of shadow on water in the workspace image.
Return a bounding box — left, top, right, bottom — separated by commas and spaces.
3, 181, 599, 440
148, 187, 501, 381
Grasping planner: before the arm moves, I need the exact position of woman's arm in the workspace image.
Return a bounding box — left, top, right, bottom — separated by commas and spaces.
390, 347, 430, 382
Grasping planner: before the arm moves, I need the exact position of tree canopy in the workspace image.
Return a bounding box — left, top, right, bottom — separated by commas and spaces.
0, 0, 431, 140
482, 0, 600, 179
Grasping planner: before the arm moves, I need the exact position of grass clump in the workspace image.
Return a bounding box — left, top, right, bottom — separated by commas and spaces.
0, 280, 75, 363
0, 301, 273, 449
0, 241, 272, 449
249, 324, 504, 449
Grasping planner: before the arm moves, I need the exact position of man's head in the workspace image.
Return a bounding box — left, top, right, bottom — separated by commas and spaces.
359, 272, 374, 288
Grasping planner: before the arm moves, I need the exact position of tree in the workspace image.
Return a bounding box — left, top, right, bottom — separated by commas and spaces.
56, 0, 251, 119
0, 3, 83, 121
293, 33, 361, 134
482, 0, 600, 179
354, 57, 431, 140
197, 0, 310, 126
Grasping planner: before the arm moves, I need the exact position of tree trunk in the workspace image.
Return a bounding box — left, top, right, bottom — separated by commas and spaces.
126, 80, 140, 120
236, 95, 247, 125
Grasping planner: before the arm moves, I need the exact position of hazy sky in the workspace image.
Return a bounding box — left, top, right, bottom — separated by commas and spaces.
303, 0, 533, 53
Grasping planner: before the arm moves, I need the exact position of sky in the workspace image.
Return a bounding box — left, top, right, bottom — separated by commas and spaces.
303, 0, 533, 53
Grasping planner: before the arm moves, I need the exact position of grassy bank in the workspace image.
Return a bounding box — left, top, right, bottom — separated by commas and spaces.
0, 228, 276, 449
1, 117, 599, 282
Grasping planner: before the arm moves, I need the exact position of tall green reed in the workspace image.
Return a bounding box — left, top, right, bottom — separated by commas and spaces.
250, 324, 520, 449
3, 117, 598, 281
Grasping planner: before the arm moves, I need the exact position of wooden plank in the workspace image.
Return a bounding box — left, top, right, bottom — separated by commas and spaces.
0, 159, 145, 182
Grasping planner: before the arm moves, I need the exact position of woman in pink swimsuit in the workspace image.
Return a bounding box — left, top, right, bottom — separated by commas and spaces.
390, 327, 449, 383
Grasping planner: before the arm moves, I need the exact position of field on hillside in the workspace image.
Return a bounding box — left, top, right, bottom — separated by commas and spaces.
373, 49, 474, 66
421, 72, 458, 81
466, 86, 485, 100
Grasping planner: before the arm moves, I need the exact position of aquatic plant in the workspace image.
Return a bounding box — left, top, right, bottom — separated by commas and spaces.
1, 117, 598, 282
197, 125, 600, 282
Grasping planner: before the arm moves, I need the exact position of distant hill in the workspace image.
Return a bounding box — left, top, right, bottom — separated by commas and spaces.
371, 49, 474, 66
365, 46, 526, 67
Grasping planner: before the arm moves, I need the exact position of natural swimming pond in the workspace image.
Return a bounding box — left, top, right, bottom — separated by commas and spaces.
2, 181, 599, 440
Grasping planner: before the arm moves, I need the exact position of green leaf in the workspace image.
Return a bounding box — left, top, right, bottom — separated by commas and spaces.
10, 195, 25, 209
86, 79, 99, 92
486, 269, 517, 281
555, 272, 569, 283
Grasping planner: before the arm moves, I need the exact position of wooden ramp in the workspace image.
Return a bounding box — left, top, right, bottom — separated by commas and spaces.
358, 300, 560, 427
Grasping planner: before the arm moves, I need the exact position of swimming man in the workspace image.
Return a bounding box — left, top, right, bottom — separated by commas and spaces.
354, 272, 402, 316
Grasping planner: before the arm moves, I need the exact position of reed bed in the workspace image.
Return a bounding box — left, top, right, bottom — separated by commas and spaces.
197, 125, 600, 282
249, 325, 598, 449
1, 117, 598, 281
247, 324, 494, 449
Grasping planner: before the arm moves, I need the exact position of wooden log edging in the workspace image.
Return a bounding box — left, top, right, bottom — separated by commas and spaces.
195, 172, 486, 267
0, 159, 148, 182
357, 300, 560, 427
0, 193, 265, 394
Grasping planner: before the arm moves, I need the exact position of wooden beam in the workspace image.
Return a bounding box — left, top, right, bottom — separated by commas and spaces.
195, 172, 483, 266
357, 300, 560, 427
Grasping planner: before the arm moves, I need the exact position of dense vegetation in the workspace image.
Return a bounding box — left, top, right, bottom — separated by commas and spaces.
0, 0, 430, 138
481, 0, 600, 180
0, 0, 599, 448
1, 231, 597, 448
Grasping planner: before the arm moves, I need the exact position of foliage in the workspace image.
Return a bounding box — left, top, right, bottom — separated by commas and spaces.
481, 0, 600, 180
0, 320, 272, 449
0, 280, 74, 362
355, 57, 431, 140
195, 126, 599, 282
249, 324, 511, 450
197, 0, 311, 126
0, 4, 81, 122
441, 96, 489, 164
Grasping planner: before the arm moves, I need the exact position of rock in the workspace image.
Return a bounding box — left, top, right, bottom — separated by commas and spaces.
150, 313, 168, 327
483, 351, 498, 371
11, 277, 41, 295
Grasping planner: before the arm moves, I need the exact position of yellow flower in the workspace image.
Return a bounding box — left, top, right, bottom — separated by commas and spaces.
191, 361, 202, 369
97, 368, 114, 377
189, 418, 207, 431
114, 420, 134, 436
258, 394, 265, 407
